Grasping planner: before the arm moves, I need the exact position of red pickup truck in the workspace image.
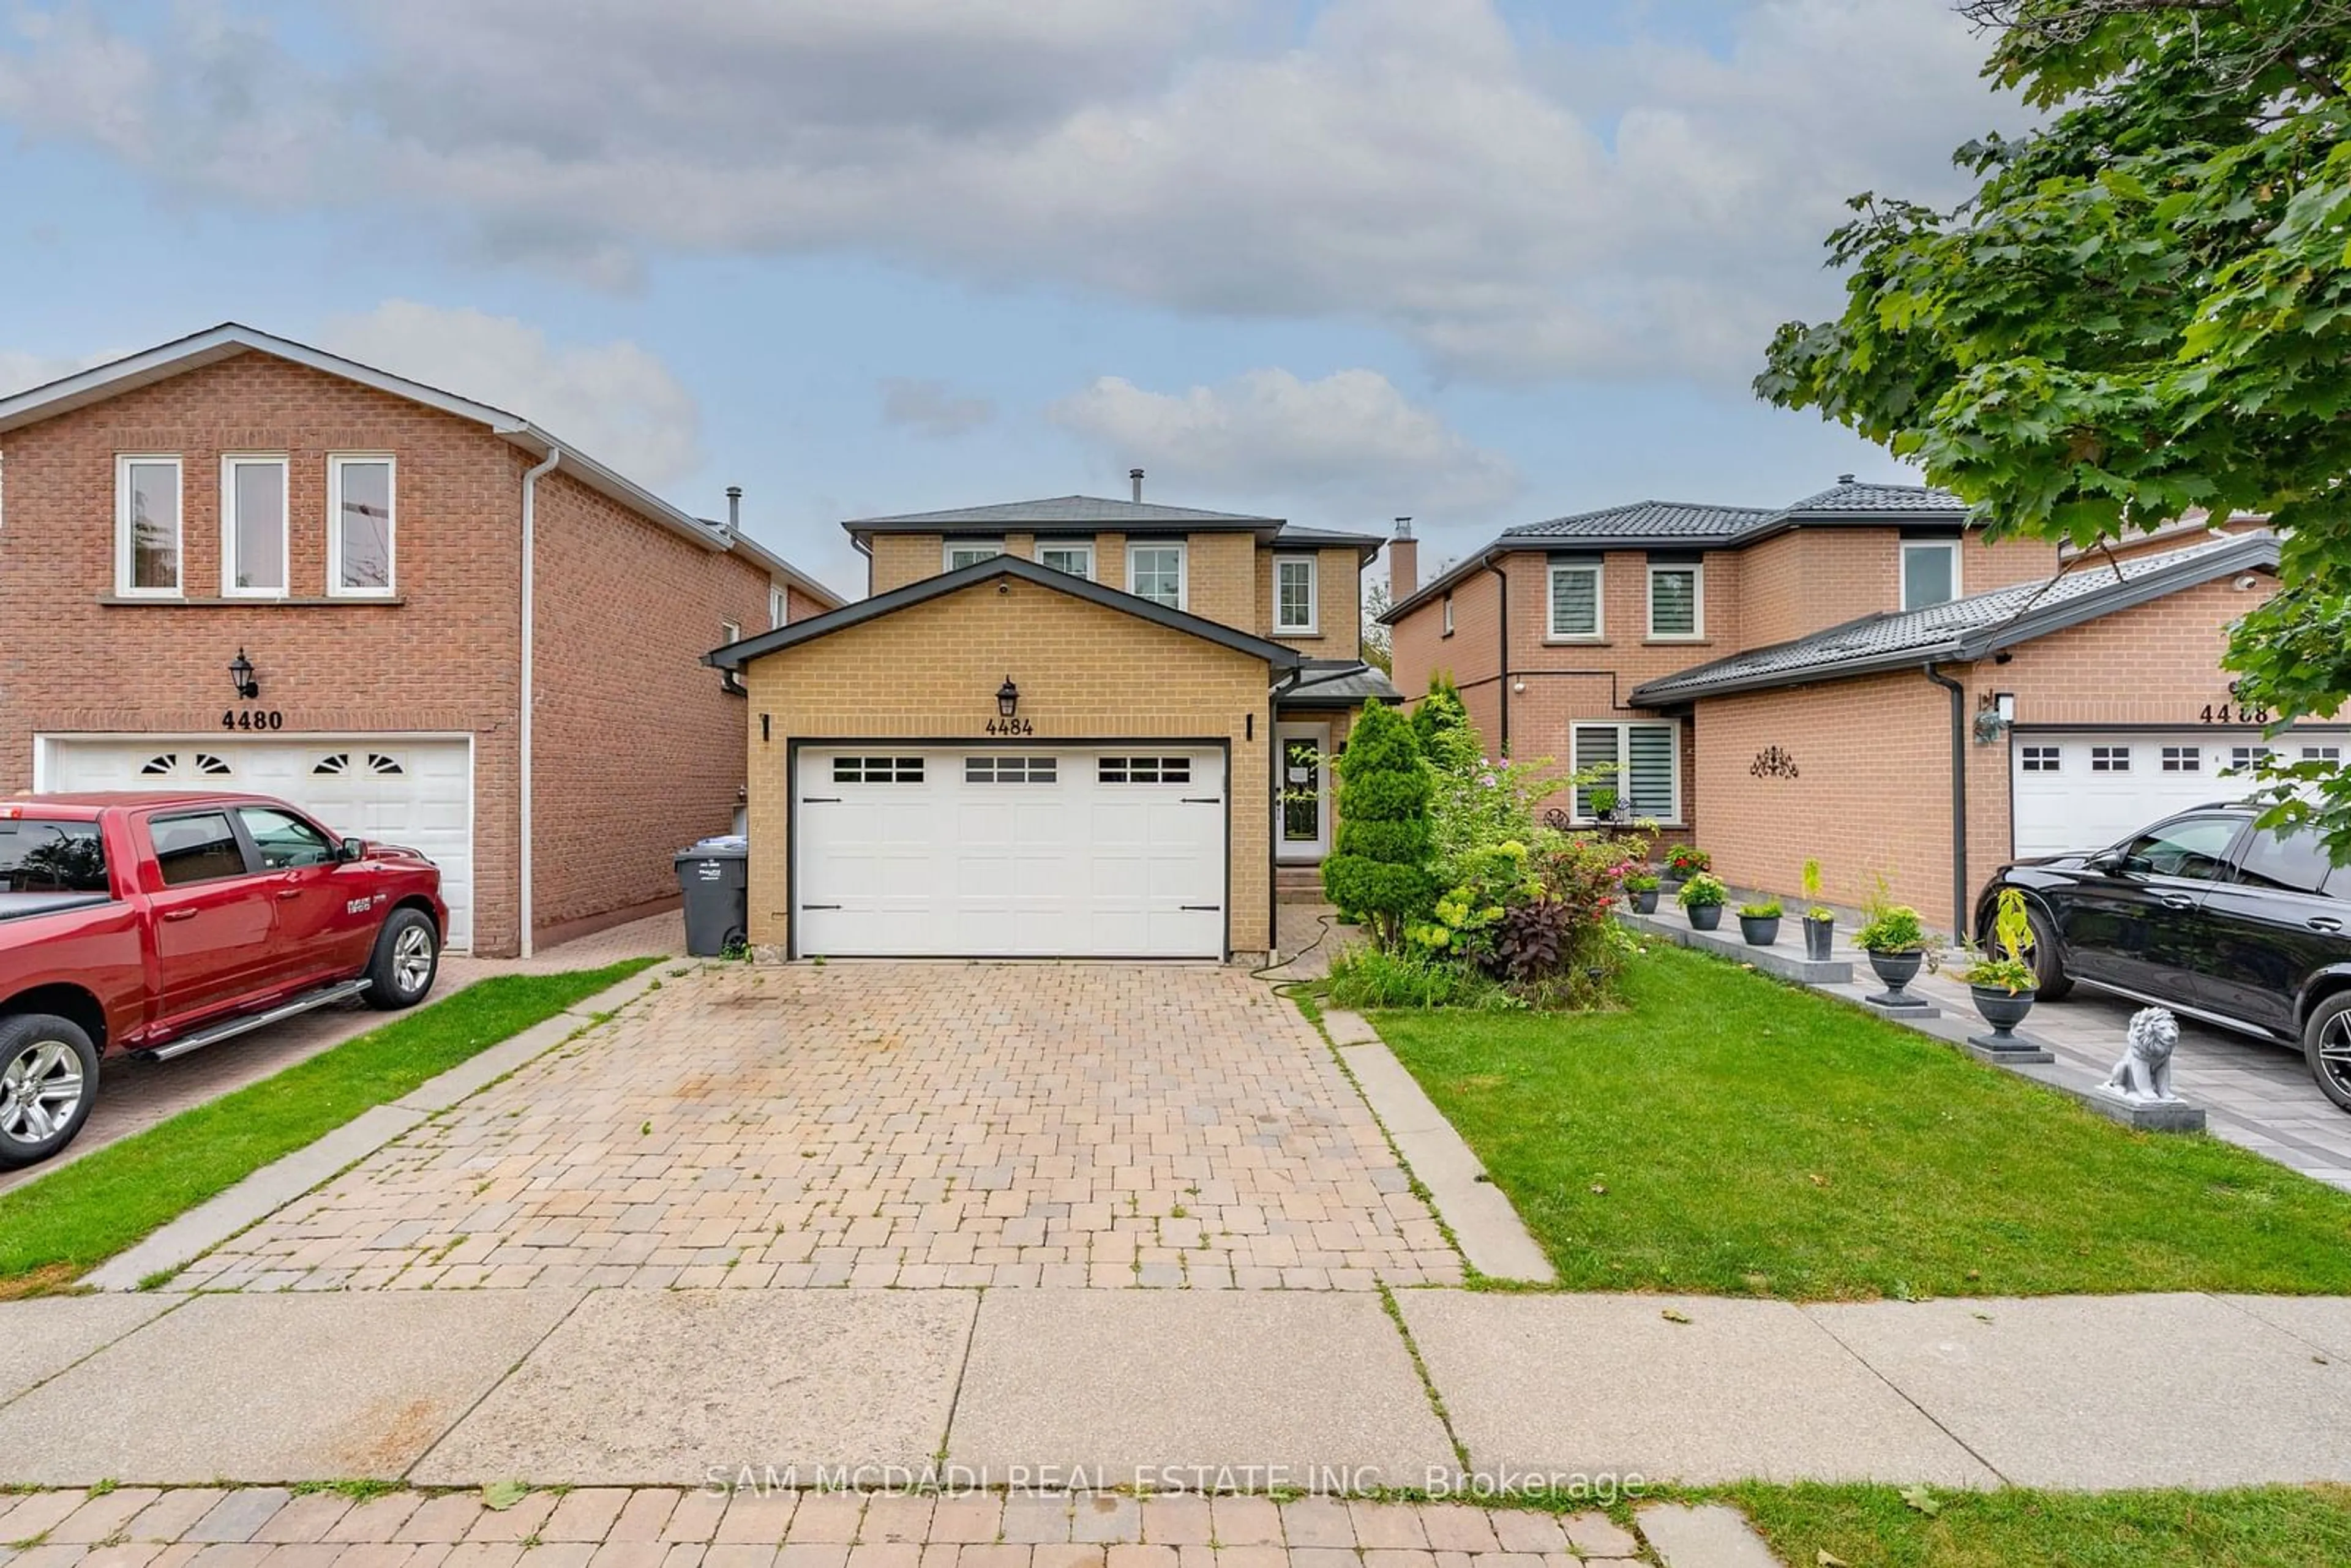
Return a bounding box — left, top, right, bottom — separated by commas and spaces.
0, 792, 449, 1169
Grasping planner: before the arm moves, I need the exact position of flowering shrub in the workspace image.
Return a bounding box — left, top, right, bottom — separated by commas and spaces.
1665, 844, 1712, 879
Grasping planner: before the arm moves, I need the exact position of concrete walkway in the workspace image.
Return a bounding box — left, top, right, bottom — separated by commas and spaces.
4, 1285, 2349, 1492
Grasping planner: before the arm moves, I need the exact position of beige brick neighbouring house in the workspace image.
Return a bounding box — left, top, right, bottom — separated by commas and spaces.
0, 324, 839, 955
1387, 479, 2340, 934
708, 493, 1397, 962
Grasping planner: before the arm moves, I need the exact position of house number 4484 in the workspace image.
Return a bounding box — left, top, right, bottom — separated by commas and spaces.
222, 708, 286, 732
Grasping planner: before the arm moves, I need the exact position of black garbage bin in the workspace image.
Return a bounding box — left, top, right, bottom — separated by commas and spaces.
675, 836, 750, 956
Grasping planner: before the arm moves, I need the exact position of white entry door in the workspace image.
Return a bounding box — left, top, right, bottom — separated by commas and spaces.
2010, 728, 2348, 859
793, 746, 1226, 958
41, 734, 476, 950
1275, 721, 1330, 862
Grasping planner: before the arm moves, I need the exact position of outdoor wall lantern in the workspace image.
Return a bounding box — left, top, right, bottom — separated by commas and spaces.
228, 648, 260, 701
1973, 690, 2016, 745
997, 677, 1019, 718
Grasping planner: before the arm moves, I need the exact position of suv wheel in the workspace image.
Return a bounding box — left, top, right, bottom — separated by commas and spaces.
2304, 992, 2351, 1114
0, 1014, 100, 1170
2024, 904, 2073, 1001
364, 908, 440, 1011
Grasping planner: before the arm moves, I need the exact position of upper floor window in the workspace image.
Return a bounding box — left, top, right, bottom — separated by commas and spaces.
1647, 563, 1702, 639
769, 585, 788, 629
115, 455, 182, 598
945, 541, 1003, 571
221, 456, 288, 598
1901, 539, 1960, 611
328, 456, 395, 597
1275, 555, 1318, 633
1442, 594, 1453, 636
1547, 561, 1602, 639
1128, 541, 1186, 610
1038, 542, 1093, 580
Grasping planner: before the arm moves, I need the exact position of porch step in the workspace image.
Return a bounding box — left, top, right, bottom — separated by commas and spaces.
1276, 865, 1327, 900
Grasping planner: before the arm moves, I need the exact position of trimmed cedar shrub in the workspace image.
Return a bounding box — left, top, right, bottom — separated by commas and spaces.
1322, 702, 1434, 949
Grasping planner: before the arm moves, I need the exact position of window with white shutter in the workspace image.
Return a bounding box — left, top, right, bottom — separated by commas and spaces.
1570, 721, 1679, 822
1548, 562, 1602, 639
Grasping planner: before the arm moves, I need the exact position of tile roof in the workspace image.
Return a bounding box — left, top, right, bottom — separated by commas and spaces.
1630, 531, 2279, 703
1275, 660, 1403, 707
1763, 479, 1967, 520
845, 495, 1282, 530
1502, 500, 1772, 541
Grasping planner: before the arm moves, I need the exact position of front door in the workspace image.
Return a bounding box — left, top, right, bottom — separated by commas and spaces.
1276, 722, 1330, 863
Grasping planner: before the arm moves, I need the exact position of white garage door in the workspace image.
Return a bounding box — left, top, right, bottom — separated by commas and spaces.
794, 746, 1226, 958
2011, 729, 2348, 859
41, 735, 476, 951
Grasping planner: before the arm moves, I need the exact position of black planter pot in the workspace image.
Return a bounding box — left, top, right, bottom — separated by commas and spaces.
1739, 914, 1781, 947
1629, 888, 1659, 914
1865, 947, 1924, 1005
1802, 915, 1834, 962
1970, 983, 2038, 1044
1686, 903, 1723, 932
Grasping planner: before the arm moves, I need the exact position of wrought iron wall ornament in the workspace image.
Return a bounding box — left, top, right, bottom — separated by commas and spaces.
1749, 745, 1799, 779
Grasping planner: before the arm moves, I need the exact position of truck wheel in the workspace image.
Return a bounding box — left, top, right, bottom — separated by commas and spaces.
2305, 992, 2351, 1114
364, 908, 440, 1011
0, 1015, 100, 1170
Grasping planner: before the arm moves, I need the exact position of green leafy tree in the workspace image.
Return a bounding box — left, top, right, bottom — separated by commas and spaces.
1322, 702, 1435, 950
1361, 582, 1394, 674
1412, 675, 1473, 759
1758, 0, 2351, 857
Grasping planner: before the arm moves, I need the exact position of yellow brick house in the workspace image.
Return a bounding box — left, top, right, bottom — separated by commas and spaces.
706, 489, 1395, 961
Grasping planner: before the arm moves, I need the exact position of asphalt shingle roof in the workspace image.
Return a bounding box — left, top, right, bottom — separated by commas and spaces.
846, 495, 1282, 530
1502, 500, 1772, 541
1276, 660, 1403, 707
1630, 532, 2278, 703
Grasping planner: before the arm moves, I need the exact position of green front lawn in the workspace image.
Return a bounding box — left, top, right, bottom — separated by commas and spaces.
0, 958, 658, 1287
1373, 944, 2351, 1299
1724, 1482, 2351, 1568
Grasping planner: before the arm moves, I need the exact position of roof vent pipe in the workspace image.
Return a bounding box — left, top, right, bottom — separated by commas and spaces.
1837, 473, 1856, 485
1130, 468, 1144, 503
725, 486, 743, 532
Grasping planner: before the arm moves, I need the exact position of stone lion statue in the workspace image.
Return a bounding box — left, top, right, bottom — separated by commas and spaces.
2102, 1007, 2182, 1103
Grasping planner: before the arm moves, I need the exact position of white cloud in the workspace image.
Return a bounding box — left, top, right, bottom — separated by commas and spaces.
0, 0, 2015, 382
317, 302, 702, 487
1050, 367, 1521, 517
879, 378, 996, 438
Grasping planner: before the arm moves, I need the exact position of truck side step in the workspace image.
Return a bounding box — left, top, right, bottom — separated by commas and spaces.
136, 978, 373, 1062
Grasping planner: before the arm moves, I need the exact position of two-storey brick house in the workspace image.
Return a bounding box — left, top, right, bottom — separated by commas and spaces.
1385, 478, 2336, 932
0, 323, 840, 955
707, 486, 1397, 961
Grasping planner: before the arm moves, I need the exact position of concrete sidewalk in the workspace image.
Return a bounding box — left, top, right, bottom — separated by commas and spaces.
4, 1286, 2349, 1492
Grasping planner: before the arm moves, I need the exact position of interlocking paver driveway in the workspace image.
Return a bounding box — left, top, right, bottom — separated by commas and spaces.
173, 963, 1460, 1291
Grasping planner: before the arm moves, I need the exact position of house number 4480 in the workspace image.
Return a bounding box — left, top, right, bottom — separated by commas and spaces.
222, 708, 285, 732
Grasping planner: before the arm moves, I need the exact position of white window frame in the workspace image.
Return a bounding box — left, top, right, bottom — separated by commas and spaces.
1037, 541, 1094, 580
1442, 595, 1454, 637
1547, 560, 1604, 640
1126, 540, 1187, 610
768, 584, 788, 629
1569, 720, 1682, 825
114, 453, 184, 599
220, 454, 290, 599
1274, 554, 1318, 634
944, 540, 1004, 571
326, 453, 397, 599
1646, 562, 1704, 640
1900, 539, 1961, 612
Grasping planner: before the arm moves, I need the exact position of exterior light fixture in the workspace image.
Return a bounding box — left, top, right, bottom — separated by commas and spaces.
997, 677, 1019, 718
1972, 691, 2015, 745
228, 648, 260, 700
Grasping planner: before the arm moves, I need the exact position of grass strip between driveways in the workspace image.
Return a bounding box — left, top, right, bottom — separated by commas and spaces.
1717, 1480, 2351, 1567
1371, 943, 2351, 1300
0, 956, 659, 1288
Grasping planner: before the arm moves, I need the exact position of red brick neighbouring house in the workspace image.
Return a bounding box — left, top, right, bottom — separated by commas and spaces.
0, 323, 840, 955
1386, 479, 2340, 932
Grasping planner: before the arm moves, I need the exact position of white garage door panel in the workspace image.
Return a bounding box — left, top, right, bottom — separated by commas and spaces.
43, 735, 476, 951
2011, 729, 2349, 859
795, 746, 1224, 958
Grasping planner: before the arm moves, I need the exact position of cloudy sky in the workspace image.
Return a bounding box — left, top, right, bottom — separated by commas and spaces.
0, 0, 2020, 597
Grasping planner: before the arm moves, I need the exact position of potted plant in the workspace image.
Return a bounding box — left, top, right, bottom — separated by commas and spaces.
1962, 887, 2039, 1046
1589, 785, 1621, 825
1799, 858, 1835, 961
1738, 898, 1782, 946
1855, 902, 1937, 1004
1660, 844, 1709, 898
1677, 871, 1727, 931
1623, 868, 1660, 915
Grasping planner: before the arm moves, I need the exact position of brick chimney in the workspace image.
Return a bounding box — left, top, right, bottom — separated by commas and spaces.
1389, 517, 1417, 599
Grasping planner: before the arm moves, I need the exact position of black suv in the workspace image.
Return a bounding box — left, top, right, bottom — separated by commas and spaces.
1978, 804, 2351, 1112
